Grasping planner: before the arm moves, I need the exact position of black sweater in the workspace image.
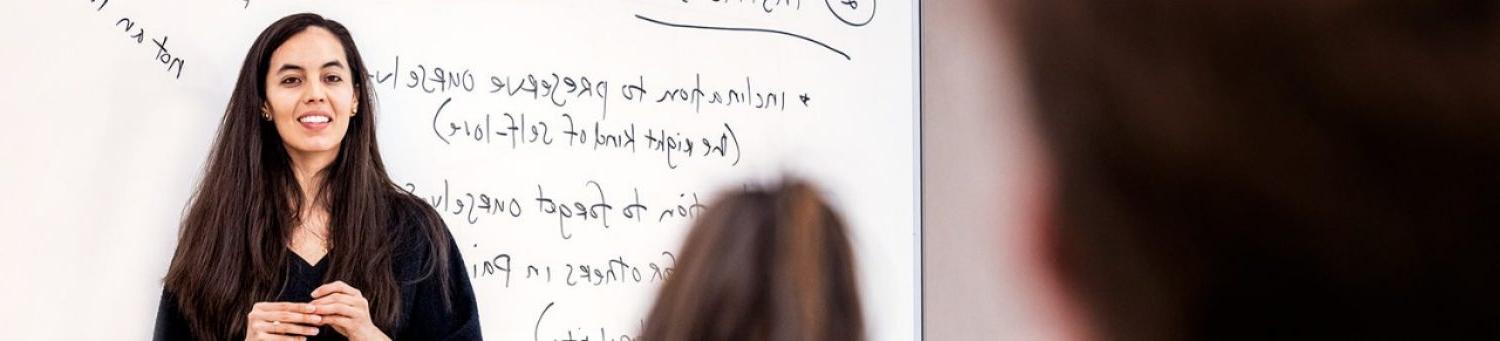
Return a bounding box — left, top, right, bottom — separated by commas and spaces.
153, 206, 482, 340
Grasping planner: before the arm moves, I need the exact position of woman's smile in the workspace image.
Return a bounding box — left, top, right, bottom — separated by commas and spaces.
297, 110, 333, 131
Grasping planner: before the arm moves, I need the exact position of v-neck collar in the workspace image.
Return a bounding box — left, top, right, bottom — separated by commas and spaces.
292, 252, 327, 270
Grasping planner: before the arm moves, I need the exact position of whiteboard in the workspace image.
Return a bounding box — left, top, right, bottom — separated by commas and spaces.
0, 1, 919, 340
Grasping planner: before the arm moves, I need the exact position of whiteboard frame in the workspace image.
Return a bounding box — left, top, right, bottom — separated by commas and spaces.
912, 1, 925, 340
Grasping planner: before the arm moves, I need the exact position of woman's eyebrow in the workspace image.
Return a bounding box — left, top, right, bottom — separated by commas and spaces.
275, 61, 343, 73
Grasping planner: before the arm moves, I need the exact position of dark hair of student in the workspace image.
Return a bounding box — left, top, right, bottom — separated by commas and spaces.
163, 13, 453, 340
1012, 1, 1500, 340
641, 180, 866, 341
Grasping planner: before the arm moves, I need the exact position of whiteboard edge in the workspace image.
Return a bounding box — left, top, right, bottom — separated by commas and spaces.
912, 1, 925, 340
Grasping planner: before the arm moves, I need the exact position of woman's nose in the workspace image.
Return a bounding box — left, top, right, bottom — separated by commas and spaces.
304, 80, 327, 103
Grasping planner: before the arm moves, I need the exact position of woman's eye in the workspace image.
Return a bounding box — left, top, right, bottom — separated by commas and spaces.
325, 75, 343, 83
280, 77, 301, 85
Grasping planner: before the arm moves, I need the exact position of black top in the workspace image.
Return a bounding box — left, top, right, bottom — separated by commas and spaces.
153, 205, 482, 340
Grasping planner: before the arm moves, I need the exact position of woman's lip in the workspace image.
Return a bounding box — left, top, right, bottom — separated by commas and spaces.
296, 111, 332, 121
295, 110, 332, 131
299, 120, 331, 130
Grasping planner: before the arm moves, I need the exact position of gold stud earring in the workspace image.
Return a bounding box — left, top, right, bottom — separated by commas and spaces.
261, 108, 272, 121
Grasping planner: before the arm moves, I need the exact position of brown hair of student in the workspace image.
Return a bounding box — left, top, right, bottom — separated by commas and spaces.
1012, 1, 1500, 340
642, 180, 865, 341
163, 13, 453, 340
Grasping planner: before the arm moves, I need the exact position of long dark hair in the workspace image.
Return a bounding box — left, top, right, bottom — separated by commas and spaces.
164, 13, 452, 340
1013, 1, 1500, 339
642, 180, 865, 341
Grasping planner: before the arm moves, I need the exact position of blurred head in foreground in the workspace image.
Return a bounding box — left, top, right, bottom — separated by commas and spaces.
643, 180, 865, 341
1013, 1, 1500, 340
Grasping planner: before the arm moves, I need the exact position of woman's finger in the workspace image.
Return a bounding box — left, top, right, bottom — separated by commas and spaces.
249, 319, 319, 336
310, 281, 361, 299
267, 320, 321, 336
249, 310, 323, 325
310, 292, 366, 308
246, 302, 321, 340
248, 321, 315, 340
252, 331, 306, 341
312, 302, 364, 319
253, 302, 318, 314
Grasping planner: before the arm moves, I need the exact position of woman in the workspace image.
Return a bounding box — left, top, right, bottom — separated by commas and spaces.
153, 13, 480, 340
641, 180, 865, 341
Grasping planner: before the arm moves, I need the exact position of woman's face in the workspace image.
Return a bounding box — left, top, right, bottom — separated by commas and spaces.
264, 26, 356, 159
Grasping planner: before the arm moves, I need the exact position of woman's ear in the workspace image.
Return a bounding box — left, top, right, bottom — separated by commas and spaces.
260, 102, 272, 121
